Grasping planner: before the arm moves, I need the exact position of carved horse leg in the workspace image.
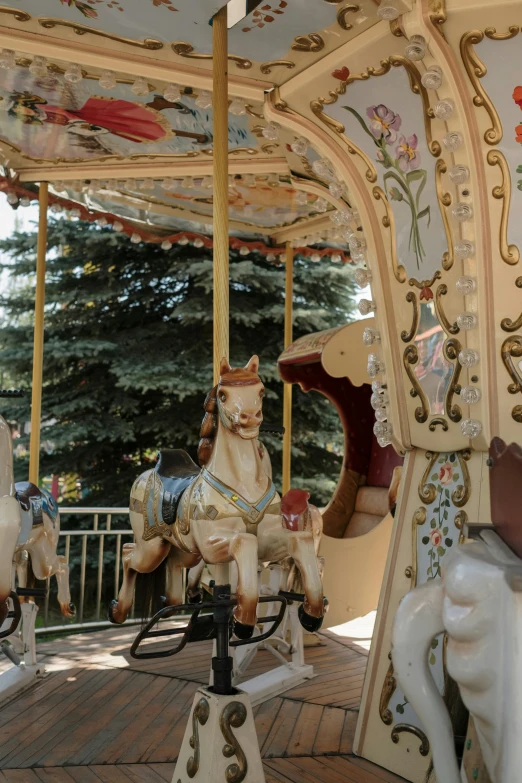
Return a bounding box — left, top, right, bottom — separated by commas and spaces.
0, 495, 22, 624
110, 536, 171, 624
25, 529, 75, 618
186, 559, 205, 602
165, 548, 201, 607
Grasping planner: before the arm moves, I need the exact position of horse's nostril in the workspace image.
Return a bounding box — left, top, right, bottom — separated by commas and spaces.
256, 410, 262, 419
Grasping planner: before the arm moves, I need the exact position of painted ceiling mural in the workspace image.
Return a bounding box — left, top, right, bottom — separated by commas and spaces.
322, 65, 448, 279
0, 66, 258, 161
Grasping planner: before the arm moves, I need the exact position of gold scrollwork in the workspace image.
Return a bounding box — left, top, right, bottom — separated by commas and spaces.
292, 33, 324, 52
429, 0, 447, 38
389, 56, 441, 158
409, 506, 427, 587
460, 29, 519, 145
38, 18, 163, 49
373, 186, 407, 283
172, 43, 252, 69
260, 60, 295, 75
404, 345, 429, 423
187, 697, 210, 778
513, 405, 522, 423
501, 335, 522, 393
220, 701, 248, 783
455, 509, 468, 543
401, 291, 419, 342
391, 724, 430, 756
409, 271, 442, 290
435, 284, 459, 335
419, 452, 438, 505
452, 450, 472, 508
337, 4, 360, 30
435, 160, 455, 271
379, 660, 397, 725
503, 277, 522, 331
390, 19, 403, 37
444, 338, 463, 423
487, 150, 520, 265
429, 418, 449, 431
0, 6, 31, 21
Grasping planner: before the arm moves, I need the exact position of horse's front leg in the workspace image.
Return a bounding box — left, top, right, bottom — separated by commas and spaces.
110, 536, 170, 624
25, 528, 75, 618
165, 547, 201, 606
192, 520, 259, 639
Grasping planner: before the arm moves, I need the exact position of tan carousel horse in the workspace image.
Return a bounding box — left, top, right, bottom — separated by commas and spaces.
109, 356, 325, 638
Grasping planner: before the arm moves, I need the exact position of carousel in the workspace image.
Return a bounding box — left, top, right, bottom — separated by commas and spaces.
0, 0, 520, 781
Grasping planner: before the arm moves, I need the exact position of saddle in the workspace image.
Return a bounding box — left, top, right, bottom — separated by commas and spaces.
141, 450, 200, 541
15, 482, 59, 545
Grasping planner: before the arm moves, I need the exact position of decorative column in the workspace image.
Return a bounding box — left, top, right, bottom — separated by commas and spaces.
282, 241, 293, 495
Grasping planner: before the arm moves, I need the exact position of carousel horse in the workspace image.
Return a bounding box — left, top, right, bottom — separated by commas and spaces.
0, 412, 74, 626
109, 355, 325, 639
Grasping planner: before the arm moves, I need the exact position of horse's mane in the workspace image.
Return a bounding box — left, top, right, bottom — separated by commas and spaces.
197, 367, 261, 466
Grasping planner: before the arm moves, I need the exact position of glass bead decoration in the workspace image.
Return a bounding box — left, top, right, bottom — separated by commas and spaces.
29, 55, 47, 78
194, 238, 204, 248
358, 298, 376, 316
454, 240, 475, 259
229, 97, 247, 116
449, 165, 470, 185
131, 77, 149, 96
112, 221, 123, 232
162, 177, 176, 190
195, 90, 212, 109
404, 35, 426, 61
363, 327, 380, 346
20, 196, 31, 207
452, 202, 473, 222
0, 49, 16, 70
331, 253, 342, 263
354, 268, 372, 287
239, 246, 250, 256
71, 208, 82, 219
64, 63, 83, 84
456, 312, 477, 331
421, 65, 443, 90
290, 137, 308, 156
99, 70, 116, 89
433, 98, 455, 120
372, 380, 386, 394
458, 348, 479, 368
443, 131, 463, 151
375, 407, 388, 422
377, 0, 400, 20
367, 353, 384, 378
374, 421, 393, 439
456, 276, 477, 295
371, 390, 389, 409
141, 178, 155, 191
164, 83, 181, 102
460, 418, 482, 439
161, 240, 172, 251
329, 181, 344, 199
130, 233, 141, 244
311, 253, 321, 263
460, 386, 481, 405
377, 435, 392, 448
315, 197, 328, 213
266, 253, 277, 263
262, 121, 281, 141
178, 236, 189, 245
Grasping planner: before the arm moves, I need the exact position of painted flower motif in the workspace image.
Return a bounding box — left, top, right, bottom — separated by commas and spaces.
516, 124, 522, 144
430, 528, 443, 547
395, 134, 421, 171
513, 86, 522, 109
438, 462, 454, 485
366, 105, 402, 143
389, 186, 403, 202
59, 0, 98, 17
420, 286, 433, 301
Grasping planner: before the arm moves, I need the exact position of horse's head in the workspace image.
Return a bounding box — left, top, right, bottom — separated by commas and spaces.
198, 356, 264, 464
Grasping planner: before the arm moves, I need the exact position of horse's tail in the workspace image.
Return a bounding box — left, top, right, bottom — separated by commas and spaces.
134, 560, 167, 625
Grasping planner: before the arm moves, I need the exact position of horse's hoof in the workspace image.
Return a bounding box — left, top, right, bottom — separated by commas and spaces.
233, 619, 255, 640
61, 602, 76, 618
298, 604, 324, 633
188, 589, 204, 605
69, 602, 76, 616
108, 599, 124, 625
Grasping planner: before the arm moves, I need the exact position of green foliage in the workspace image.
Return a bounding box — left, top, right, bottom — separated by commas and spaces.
0, 218, 358, 508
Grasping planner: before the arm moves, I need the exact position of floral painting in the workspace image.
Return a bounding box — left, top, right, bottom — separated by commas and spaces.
58, 0, 177, 17
342, 102, 430, 269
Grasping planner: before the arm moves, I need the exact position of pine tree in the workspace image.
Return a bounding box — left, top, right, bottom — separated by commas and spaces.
0, 218, 358, 507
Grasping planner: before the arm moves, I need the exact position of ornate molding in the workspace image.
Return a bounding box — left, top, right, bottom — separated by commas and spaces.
435, 160, 455, 271
292, 33, 324, 52
187, 698, 210, 778
487, 150, 520, 265
337, 4, 360, 31
513, 405, 522, 423
428, 0, 447, 39
429, 418, 449, 432
419, 451, 438, 505
172, 42, 252, 69
0, 6, 30, 21
459, 29, 520, 145
501, 335, 522, 394
434, 284, 459, 335
503, 277, 522, 331
452, 449, 472, 508
373, 186, 407, 283
38, 18, 163, 49
409, 271, 442, 290
444, 338, 463, 423
401, 291, 420, 343
409, 506, 428, 587
391, 724, 430, 756
390, 55, 441, 158
404, 345, 429, 423
260, 60, 295, 75
220, 702, 248, 783
379, 659, 397, 725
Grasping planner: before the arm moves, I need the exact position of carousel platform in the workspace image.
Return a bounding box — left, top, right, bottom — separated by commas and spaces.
0, 621, 406, 783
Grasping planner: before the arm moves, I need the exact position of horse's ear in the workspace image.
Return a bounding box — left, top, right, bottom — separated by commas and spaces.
245, 355, 259, 375
219, 356, 231, 376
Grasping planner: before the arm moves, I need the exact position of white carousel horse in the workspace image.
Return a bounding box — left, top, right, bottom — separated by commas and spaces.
109, 355, 325, 638
0, 413, 74, 628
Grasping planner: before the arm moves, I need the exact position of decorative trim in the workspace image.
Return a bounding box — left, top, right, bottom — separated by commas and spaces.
409, 506, 427, 587
337, 4, 360, 31
38, 18, 163, 49
459, 29, 519, 145
501, 311, 522, 332
0, 6, 30, 21
487, 150, 520, 265
260, 60, 295, 75
172, 43, 252, 69
429, 0, 447, 39
429, 418, 449, 431
292, 33, 324, 52
435, 160, 455, 271
391, 724, 430, 756
513, 405, 522, 423
501, 335, 522, 394
419, 451, 438, 505
404, 345, 429, 423
409, 271, 441, 290
434, 284, 459, 335
452, 449, 472, 508
245, 105, 264, 120
401, 291, 419, 342
373, 186, 407, 282
391, 55, 441, 158
220, 701, 248, 783
390, 19, 403, 37
443, 338, 463, 423
379, 659, 397, 725
187, 698, 210, 778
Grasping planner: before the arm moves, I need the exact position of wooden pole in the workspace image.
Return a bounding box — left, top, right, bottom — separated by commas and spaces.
29, 182, 48, 485
282, 241, 293, 495
213, 4, 229, 384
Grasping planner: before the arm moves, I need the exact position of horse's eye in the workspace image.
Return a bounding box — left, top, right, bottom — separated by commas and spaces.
259, 390, 265, 398
219, 392, 226, 402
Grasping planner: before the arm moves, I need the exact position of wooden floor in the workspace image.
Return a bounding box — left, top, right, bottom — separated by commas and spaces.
0, 622, 407, 783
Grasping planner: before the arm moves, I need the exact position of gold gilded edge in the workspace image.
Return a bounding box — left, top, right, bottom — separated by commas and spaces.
260, 60, 295, 75
38, 18, 163, 49
428, 0, 447, 39
337, 4, 360, 31
407, 506, 427, 588
404, 345, 429, 423
220, 702, 248, 783
443, 337, 463, 423
419, 451, 439, 505
391, 724, 430, 756
401, 291, 420, 342
172, 42, 252, 69
434, 284, 459, 335
389, 56, 441, 158
501, 335, 522, 394
435, 160, 455, 271
487, 150, 520, 265
452, 449, 472, 507
186, 697, 210, 778
373, 186, 407, 283
0, 6, 30, 21
379, 658, 397, 725
0, 137, 200, 165
291, 33, 324, 53
429, 417, 449, 431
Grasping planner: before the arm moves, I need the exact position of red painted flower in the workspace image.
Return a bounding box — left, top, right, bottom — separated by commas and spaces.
430, 528, 443, 547
332, 66, 349, 82
513, 85, 522, 109
420, 286, 433, 301
516, 124, 522, 144
439, 462, 454, 485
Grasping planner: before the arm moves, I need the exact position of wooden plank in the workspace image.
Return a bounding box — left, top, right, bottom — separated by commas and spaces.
311, 706, 345, 756
253, 697, 283, 751
285, 703, 323, 757
264, 758, 330, 783
340, 711, 359, 755
33, 769, 77, 783
144, 764, 174, 782
0, 773, 42, 783
261, 699, 303, 759
316, 756, 390, 783
144, 682, 200, 763
121, 765, 167, 782
86, 766, 132, 783
286, 756, 359, 782
262, 761, 295, 782
64, 768, 105, 783
348, 756, 408, 782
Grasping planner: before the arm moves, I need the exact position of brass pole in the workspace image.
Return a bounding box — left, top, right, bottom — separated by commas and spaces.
212, 4, 229, 384
29, 181, 48, 485
282, 241, 293, 495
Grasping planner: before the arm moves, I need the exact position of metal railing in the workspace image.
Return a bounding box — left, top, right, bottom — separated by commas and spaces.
36, 507, 136, 635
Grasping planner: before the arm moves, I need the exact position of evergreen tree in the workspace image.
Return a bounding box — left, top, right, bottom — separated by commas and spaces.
0, 218, 358, 507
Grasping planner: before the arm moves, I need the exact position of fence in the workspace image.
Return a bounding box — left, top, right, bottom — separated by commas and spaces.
36, 507, 135, 635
